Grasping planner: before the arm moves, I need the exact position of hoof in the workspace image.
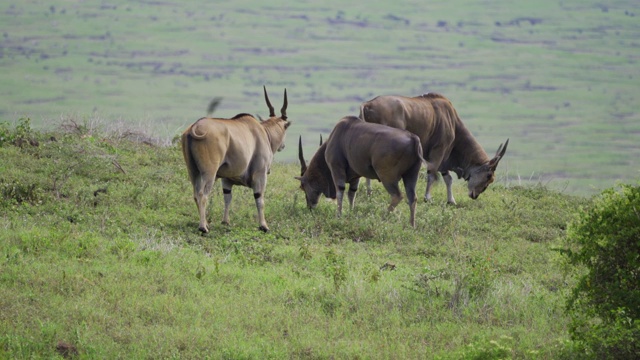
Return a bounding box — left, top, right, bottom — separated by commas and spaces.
221, 221, 230, 226
198, 226, 209, 233
258, 225, 269, 233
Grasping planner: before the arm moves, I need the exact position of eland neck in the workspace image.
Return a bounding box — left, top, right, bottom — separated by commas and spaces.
447, 122, 491, 176
262, 119, 287, 153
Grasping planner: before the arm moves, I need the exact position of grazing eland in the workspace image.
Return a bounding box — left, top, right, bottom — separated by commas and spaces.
182, 86, 291, 233
360, 93, 509, 204
297, 116, 425, 227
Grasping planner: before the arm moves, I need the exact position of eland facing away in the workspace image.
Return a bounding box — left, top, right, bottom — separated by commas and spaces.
297, 116, 425, 227
360, 93, 509, 204
182, 86, 291, 233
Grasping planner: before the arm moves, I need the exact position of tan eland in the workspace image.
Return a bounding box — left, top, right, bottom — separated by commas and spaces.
182, 86, 291, 233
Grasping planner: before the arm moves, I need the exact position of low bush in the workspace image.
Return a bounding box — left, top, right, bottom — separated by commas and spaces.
562, 183, 640, 359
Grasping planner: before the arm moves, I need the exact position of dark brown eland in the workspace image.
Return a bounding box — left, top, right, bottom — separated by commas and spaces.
296, 116, 425, 227
181, 86, 291, 233
360, 93, 509, 204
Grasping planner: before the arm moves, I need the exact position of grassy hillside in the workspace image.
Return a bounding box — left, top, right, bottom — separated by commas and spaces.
0, 120, 596, 358
1, 0, 639, 195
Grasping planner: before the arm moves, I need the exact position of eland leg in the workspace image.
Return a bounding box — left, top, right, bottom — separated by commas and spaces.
442, 171, 457, 205
347, 178, 360, 210
251, 172, 269, 232
403, 166, 420, 228
330, 167, 348, 218
336, 185, 345, 218
382, 182, 403, 213
194, 172, 216, 233
423, 145, 449, 202
221, 178, 233, 226
424, 171, 438, 202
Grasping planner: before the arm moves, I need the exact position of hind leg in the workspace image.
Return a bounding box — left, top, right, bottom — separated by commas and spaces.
424, 147, 447, 202
251, 169, 270, 232
425, 171, 437, 202
221, 178, 233, 226
193, 172, 216, 233
382, 182, 403, 213
347, 178, 360, 210
402, 167, 420, 228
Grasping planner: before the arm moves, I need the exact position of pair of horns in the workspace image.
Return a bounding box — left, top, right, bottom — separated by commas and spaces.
489, 139, 510, 170
263, 86, 288, 120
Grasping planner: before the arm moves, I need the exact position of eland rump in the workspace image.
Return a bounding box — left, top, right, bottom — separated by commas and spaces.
182, 86, 291, 233
360, 93, 509, 204
296, 116, 425, 227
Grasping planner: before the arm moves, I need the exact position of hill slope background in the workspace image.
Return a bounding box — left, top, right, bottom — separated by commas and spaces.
1, 0, 639, 195
0, 122, 594, 358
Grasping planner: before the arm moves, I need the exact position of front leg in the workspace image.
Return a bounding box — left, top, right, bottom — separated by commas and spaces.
442, 171, 457, 205
424, 146, 448, 202
328, 157, 348, 218
424, 170, 437, 202
336, 183, 345, 218
221, 179, 233, 226
347, 178, 360, 210
332, 174, 347, 218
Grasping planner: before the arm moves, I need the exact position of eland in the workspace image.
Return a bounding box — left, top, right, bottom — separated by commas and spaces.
297, 116, 425, 227
182, 86, 291, 233
360, 93, 509, 204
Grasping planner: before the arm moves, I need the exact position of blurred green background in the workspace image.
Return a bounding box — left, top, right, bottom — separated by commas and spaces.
1, 0, 638, 194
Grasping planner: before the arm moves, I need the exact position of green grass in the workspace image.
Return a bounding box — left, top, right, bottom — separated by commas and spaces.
1, 0, 639, 195
0, 119, 603, 358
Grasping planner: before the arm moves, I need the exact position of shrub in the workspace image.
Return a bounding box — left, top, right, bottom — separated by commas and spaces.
563, 183, 640, 359
0, 118, 34, 147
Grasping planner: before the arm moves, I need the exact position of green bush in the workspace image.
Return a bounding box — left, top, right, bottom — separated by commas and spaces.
0, 118, 34, 147
563, 183, 640, 359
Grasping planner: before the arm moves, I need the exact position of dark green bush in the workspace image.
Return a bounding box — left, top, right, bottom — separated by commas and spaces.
563, 183, 640, 359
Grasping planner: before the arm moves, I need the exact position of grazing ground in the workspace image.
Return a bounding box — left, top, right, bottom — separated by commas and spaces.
0, 121, 597, 358
1, 0, 639, 195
